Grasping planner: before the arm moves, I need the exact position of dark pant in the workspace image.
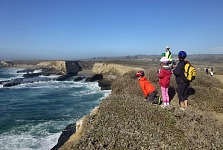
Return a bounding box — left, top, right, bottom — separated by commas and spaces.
177, 82, 190, 103
147, 90, 160, 104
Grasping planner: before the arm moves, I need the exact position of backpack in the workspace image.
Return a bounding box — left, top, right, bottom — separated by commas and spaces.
184, 62, 196, 82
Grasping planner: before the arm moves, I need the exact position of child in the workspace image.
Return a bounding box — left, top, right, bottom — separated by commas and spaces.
136, 71, 160, 104
158, 57, 172, 108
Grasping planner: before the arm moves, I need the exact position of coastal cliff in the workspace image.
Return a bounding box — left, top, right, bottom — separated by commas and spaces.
36, 61, 67, 74
0, 60, 82, 87
0, 60, 82, 75
93, 63, 143, 75
37, 61, 82, 75
57, 66, 223, 149
52, 63, 144, 149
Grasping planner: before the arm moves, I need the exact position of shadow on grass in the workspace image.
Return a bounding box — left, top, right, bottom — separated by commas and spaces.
187, 87, 196, 95
168, 86, 176, 101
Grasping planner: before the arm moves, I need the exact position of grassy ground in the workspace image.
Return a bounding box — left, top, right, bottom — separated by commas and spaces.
60, 65, 223, 150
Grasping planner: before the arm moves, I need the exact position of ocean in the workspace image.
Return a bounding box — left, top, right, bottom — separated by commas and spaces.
0, 68, 111, 150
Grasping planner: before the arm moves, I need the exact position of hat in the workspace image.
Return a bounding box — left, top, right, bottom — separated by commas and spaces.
166, 46, 170, 49
136, 71, 145, 77
159, 57, 170, 63
178, 51, 187, 59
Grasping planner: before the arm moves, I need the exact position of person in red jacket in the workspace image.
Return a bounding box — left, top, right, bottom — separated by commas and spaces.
158, 57, 172, 108
136, 71, 160, 104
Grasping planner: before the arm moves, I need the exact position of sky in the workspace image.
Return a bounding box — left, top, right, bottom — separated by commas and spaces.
0, 0, 223, 60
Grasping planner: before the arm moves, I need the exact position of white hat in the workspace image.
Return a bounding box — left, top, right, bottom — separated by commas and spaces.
160, 57, 170, 63
166, 46, 170, 49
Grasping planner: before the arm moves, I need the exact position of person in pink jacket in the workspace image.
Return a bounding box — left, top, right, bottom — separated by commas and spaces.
158, 57, 172, 108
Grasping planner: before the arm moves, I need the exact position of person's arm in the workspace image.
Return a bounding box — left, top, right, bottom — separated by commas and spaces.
173, 62, 184, 77
143, 82, 148, 97
158, 69, 165, 79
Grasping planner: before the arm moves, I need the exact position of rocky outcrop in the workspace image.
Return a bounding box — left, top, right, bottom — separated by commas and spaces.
36, 61, 67, 74
85, 74, 103, 82
36, 61, 82, 75
1, 61, 82, 87
58, 106, 100, 150
65, 61, 82, 75
93, 63, 143, 76
98, 79, 112, 90
51, 123, 76, 150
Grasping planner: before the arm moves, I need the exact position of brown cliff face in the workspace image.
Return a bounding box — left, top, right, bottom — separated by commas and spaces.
93, 63, 144, 76
37, 61, 67, 74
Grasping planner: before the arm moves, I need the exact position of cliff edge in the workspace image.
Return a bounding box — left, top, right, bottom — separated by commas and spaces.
58, 66, 223, 149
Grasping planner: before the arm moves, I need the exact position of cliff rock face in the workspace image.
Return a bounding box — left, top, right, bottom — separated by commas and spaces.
65, 61, 82, 75
93, 63, 143, 76
36, 61, 82, 75
37, 61, 67, 74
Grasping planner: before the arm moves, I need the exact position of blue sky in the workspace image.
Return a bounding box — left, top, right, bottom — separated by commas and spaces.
0, 0, 223, 60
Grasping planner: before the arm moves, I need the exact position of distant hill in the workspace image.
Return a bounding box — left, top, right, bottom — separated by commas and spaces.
84, 54, 223, 62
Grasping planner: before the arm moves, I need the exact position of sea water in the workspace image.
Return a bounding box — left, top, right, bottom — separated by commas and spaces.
0, 68, 111, 150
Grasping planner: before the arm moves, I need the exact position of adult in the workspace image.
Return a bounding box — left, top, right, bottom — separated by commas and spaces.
173, 51, 189, 110
165, 46, 173, 68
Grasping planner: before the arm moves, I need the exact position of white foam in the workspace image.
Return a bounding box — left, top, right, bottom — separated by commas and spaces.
39, 74, 61, 79
0, 132, 61, 150
0, 120, 73, 150
33, 69, 43, 73
13, 80, 97, 89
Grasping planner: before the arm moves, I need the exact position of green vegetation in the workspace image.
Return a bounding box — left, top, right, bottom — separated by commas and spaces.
61, 68, 223, 150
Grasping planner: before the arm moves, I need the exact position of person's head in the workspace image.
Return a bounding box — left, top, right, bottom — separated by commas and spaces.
136, 71, 145, 78
166, 46, 170, 51
178, 51, 187, 60
161, 53, 165, 57
159, 57, 170, 65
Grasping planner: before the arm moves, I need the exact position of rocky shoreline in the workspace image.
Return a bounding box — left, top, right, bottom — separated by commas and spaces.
50, 64, 144, 150
1, 60, 144, 150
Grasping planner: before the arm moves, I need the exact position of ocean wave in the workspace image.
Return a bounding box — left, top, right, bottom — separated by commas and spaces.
33, 69, 43, 73
0, 131, 61, 150
0, 119, 74, 150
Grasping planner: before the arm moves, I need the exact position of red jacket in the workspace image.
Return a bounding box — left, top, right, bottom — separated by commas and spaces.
138, 76, 155, 97
158, 68, 172, 88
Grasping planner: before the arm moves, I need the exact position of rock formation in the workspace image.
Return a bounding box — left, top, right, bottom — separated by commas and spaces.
93, 63, 143, 76
36, 61, 67, 74
1, 61, 82, 87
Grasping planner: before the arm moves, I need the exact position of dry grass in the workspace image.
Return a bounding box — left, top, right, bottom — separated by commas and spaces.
60, 68, 223, 150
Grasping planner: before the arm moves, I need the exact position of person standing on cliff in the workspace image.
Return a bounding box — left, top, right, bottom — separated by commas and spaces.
136, 71, 161, 104
158, 57, 172, 108
165, 46, 173, 69
173, 51, 190, 110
